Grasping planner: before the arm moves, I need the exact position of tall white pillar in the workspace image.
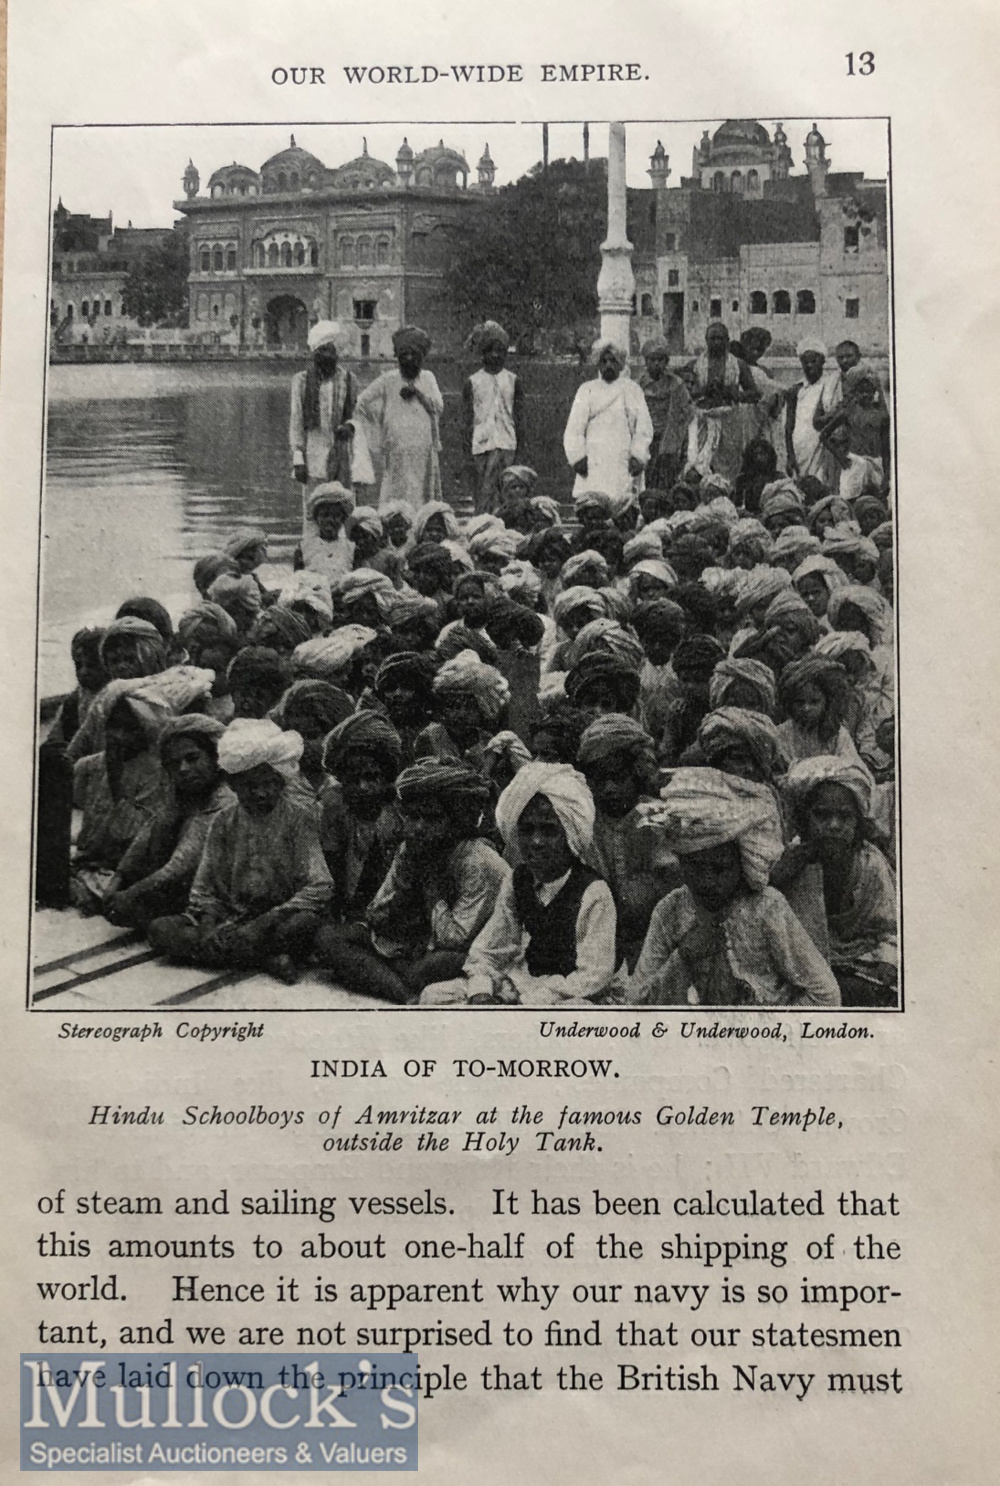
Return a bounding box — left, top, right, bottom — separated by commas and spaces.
598, 122, 634, 356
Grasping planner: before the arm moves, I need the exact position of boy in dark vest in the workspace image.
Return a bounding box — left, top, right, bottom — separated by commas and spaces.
420, 762, 617, 1007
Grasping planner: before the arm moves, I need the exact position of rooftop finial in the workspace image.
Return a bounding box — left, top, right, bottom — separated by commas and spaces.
362, 136, 368, 155
290, 133, 296, 147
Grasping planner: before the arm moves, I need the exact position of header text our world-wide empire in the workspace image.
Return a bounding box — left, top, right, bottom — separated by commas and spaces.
269, 63, 646, 86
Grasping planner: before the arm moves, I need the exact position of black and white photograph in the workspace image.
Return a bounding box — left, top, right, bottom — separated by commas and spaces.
31, 116, 897, 1014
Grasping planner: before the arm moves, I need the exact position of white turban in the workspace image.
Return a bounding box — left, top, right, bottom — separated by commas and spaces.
464, 514, 505, 543
308, 320, 347, 353
278, 571, 334, 625
218, 718, 303, 780
495, 761, 596, 860
637, 767, 783, 892
796, 335, 828, 359
499, 559, 542, 603
292, 626, 378, 680
433, 649, 510, 723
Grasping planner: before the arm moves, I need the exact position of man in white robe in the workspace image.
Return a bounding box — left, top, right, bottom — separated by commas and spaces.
563, 340, 653, 502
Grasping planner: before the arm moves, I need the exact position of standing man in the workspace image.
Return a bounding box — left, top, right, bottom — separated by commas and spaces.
462, 321, 525, 515
636, 336, 693, 490
685, 321, 759, 482
785, 336, 836, 487
352, 326, 445, 510
563, 340, 653, 502
289, 321, 358, 494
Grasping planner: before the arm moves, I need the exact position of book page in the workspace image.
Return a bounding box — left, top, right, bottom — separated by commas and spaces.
2, 1, 997, 1481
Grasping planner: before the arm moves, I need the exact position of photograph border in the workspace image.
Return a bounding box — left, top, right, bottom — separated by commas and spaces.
28, 113, 901, 1015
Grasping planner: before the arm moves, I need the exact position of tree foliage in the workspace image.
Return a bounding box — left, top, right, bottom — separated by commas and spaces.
121, 230, 190, 328
445, 158, 607, 355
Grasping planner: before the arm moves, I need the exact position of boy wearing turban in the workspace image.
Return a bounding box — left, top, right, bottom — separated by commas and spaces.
462, 321, 526, 516
420, 762, 616, 1006
319, 712, 407, 922
149, 719, 332, 984
103, 715, 235, 932
577, 715, 680, 970
628, 767, 839, 1007
315, 760, 508, 1004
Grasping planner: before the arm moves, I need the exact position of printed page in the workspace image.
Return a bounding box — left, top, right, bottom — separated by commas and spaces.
1, 0, 997, 1481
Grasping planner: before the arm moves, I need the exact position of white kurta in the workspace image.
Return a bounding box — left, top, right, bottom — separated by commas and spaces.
353, 369, 445, 510
789, 372, 837, 479
563, 375, 653, 499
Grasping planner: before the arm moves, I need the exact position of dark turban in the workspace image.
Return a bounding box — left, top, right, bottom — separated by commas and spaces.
393, 325, 432, 357
565, 651, 641, 711
408, 542, 453, 586
276, 679, 355, 735
248, 606, 313, 652
323, 710, 403, 778
672, 634, 726, 680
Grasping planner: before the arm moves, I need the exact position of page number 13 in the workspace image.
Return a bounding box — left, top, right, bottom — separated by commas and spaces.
846, 51, 875, 75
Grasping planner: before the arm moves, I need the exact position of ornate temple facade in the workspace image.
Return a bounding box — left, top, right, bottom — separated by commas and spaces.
173, 135, 497, 354
630, 119, 889, 359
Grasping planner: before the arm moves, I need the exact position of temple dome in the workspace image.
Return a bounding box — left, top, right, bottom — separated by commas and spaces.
329, 139, 396, 189
207, 163, 260, 197
711, 119, 771, 149
260, 137, 327, 193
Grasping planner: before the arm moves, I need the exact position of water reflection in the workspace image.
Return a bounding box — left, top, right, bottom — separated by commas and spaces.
41, 360, 589, 693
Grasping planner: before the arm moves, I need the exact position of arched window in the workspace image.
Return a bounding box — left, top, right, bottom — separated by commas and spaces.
255, 243, 265, 268
307, 172, 318, 188
104, 300, 112, 316
713, 171, 725, 192
750, 290, 768, 314
200, 247, 211, 272
731, 171, 743, 193
211, 184, 224, 198
773, 290, 791, 315
267, 242, 279, 267
309, 243, 319, 267
81, 300, 89, 318
640, 292, 654, 316
66, 303, 74, 318
376, 237, 390, 266
710, 298, 722, 318
288, 172, 299, 191
340, 237, 355, 267
357, 236, 373, 266
226, 247, 236, 271
280, 241, 292, 267
212, 303, 220, 318
277, 172, 287, 191
797, 289, 816, 314
212, 246, 224, 272
746, 168, 760, 195
294, 241, 305, 266
844, 225, 860, 253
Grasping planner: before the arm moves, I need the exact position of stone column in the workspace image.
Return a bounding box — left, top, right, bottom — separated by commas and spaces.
598, 122, 634, 356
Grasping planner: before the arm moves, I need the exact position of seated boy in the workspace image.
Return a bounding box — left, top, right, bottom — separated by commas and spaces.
148, 720, 332, 984
320, 712, 406, 921
315, 760, 508, 1004
627, 767, 840, 1008
421, 762, 617, 1007
104, 715, 234, 931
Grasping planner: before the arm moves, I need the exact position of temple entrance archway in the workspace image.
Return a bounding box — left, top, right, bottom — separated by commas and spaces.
265, 295, 309, 351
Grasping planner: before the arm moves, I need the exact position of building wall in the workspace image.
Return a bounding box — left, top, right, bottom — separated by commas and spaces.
181, 190, 483, 353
